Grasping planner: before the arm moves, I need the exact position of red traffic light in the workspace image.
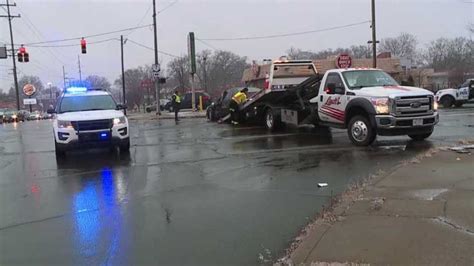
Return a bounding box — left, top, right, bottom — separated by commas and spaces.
81, 38, 87, 54
18, 45, 27, 63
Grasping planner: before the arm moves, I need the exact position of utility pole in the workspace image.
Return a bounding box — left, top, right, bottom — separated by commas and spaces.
77, 55, 82, 81
120, 35, 127, 115
152, 0, 161, 115
63, 66, 66, 88
371, 0, 377, 67
1, 0, 21, 110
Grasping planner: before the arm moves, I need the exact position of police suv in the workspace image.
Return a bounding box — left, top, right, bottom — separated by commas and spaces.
48, 87, 130, 157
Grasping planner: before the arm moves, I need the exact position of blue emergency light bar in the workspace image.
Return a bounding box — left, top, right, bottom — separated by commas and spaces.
66, 87, 88, 93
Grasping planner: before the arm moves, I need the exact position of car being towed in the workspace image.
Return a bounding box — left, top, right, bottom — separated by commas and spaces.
206, 87, 260, 122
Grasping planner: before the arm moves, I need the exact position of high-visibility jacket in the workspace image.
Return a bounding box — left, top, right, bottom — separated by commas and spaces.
232, 91, 247, 104
172, 94, 181, 103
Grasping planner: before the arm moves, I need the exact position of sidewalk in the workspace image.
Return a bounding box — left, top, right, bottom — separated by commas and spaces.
127, 110, 206, 121
285, 144, 474, 265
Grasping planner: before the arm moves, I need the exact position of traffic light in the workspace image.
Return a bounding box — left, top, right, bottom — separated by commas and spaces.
17, 45, 28, 63
81, 38, 87, 54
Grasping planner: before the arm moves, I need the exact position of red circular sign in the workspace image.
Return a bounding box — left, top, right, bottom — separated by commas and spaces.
336, 54, 352, 69
23, 84, 36, 96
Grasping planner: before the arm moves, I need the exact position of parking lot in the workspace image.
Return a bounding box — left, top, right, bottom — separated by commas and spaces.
0, 105, 473, 265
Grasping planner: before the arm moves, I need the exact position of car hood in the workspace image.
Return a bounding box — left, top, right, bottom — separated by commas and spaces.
57, 110, 125, 121
354, 85, 433, 98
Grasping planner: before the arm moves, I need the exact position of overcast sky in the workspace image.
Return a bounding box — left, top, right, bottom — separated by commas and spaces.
1, 0, 473, 92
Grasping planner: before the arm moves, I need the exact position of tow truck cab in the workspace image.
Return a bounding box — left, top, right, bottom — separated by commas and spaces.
241, 60, 439, 146
313, 69, 439, 145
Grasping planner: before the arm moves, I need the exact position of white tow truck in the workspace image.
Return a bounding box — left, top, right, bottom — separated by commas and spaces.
239, 60, 439, 146
435, 79, 474, 108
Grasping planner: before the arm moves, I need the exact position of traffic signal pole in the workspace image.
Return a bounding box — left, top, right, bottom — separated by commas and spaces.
121, 35, 126, 115
2, 0, 20, 110
152, 0, 161, 115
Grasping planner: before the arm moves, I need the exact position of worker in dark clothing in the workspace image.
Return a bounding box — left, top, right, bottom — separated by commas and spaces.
171, 91, 181, 121
229, 87, 249, 125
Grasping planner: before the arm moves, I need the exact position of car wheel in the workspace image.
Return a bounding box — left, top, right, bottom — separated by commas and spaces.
440, 95, 454, 108
54, 141, 66, 157
119, 138, 130, 153
408, 131, 433, 141
347, 115, 376, 146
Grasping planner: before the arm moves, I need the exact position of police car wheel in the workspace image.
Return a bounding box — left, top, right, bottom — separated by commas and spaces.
119, 138, 130, 153
440, 96, 454, 108
54, 141, 66, 157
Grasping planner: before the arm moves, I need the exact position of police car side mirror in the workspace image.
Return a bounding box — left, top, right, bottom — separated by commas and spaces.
47, 108, 55, 114
116, 104, 127, 110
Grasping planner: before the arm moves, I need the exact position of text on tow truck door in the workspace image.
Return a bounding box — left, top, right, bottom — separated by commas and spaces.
319, 72, 348, 124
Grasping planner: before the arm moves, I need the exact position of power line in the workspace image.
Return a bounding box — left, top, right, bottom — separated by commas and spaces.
27, 38, 117, 48
126, 4, 152, 37
196, 38, 218, 50
24, 24, 152, 45
126, 39, 180, 58
157, 0, 179, 15
200, 20, 371, 41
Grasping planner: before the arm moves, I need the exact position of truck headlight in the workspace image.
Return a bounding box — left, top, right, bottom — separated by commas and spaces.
113, 116, 126, 125
58, 120, 73, 129
433, 101, 438, 110
11, 114, 17, 119
371, 97, 390, 114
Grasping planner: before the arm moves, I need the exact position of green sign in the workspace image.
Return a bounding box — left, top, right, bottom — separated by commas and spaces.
188, 32, 196, 74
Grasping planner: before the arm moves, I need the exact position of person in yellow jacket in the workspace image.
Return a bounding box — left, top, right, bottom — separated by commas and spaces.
229, 87, 249, 125
171, 91, 181, 121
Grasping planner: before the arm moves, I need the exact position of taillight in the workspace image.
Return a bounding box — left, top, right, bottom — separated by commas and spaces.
264, 74, 270, 89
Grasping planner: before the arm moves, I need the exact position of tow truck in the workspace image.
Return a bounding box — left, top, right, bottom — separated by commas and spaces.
238, 59, 439, 146
435, 79, 474, 108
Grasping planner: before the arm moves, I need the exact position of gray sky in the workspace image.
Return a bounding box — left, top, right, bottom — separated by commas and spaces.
1, 0, 473, 92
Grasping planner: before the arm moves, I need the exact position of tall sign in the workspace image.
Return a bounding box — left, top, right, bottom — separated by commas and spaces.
188, 32, 196, 74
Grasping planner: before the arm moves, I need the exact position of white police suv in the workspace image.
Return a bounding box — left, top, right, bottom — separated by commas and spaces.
49, 87, 129, 157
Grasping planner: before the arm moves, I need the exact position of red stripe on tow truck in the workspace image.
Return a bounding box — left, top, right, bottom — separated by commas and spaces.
321, 105, 345, 116
319, 109, 344, 121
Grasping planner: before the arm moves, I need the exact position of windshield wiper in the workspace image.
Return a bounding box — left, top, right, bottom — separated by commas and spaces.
80, 108, 105, 112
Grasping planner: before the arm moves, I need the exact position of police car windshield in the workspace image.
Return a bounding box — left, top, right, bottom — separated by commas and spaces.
342, 70, 399, 89
59, 95, 116, 113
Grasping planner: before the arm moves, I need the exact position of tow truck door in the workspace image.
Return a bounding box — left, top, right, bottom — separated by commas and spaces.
318, 73, 347, 124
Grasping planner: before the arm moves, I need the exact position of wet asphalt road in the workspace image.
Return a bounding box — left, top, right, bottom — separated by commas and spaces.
0, 105, 473, 265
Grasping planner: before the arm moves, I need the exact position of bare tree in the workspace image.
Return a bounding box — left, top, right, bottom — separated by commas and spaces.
378, 32, 418, 59
84, 75, 111, 91
114, 66, 150, 110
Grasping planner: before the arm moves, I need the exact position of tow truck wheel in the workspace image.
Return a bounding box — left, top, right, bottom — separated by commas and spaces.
264, 108, 281, 131
348, 115, 376, 146
440, 95, 454, 108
